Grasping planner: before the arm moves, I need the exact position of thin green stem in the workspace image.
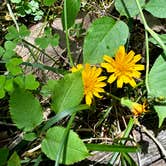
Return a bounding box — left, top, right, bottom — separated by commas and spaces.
106, 93, 121, 101
145, 31, 150, 93
64, 0, 74, 66
109, 118, 135, 165
22, 39, 58, 64
6, 0, 19, 32
54, 113, 76, 166
135, 0, 166, 54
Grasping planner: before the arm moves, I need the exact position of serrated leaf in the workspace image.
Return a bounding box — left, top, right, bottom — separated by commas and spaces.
7, 152, 21, 166
145, 0, 166, 18
6, 58, 23, 75
115, 0, 145, 17
0, 75, 6, 99
43, 0, 57, 6
9, 88, 43, 131
0, 147, 9, 166
51, 72, 83, 113
154, 105, 166, 128
41, 126, 89, 165
149, 53, 166, 98
61, 0, 80, 29
25, 74, 39, 90
83, 17, 129, 64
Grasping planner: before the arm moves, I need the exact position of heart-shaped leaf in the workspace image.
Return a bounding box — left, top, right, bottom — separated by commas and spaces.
41, 126, 89, 165
83, 17, 129, 64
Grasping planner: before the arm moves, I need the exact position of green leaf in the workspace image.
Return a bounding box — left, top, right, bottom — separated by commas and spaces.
43, 0, 57, 6
0, 75, 6, 99
61, 0, 80, 29
86, 144, 139, 153
154, 106, 166, 128
19, 25, 30, 37
50, 34, 59, 46
83, 17, 129, 64
0, 46, 5, 57
115, 0, 145, 17
149, 53, 166, 98
35, 37, 49, 49
149, 34, 166, 46
23, 132, 37, 141
10, 0, 21, 3
145, 0, 166, 18
5, 26, 19, 40
42, 104, 89, 132
14, 76, 24, 88
9, 88, 43, 131
3, 41, 16, 60
41, 79, 58, 97
25, 74, 39, 90
51, 72, 83, 113
41, 126, 89, 165
4, 79, 14, 92
0, 147, 9, 166
6, 58, 23, 75
7, 152, 21, 166
4, 41, 16, 50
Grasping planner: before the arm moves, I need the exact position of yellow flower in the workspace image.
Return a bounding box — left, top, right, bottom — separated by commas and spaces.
70, 64, 83, 72
82, 64, 107, 105
71, 64, 107, 105
131, 102, 147, 116
101, 46, 144, 88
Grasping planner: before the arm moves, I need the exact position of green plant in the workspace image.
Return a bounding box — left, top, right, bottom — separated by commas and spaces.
0, 0, 166, 165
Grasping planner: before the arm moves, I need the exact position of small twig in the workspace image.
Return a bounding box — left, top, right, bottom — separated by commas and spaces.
137, 122, 166, 159
6, 0, 19, 32
27, 144, 41, 154
82, 137, 113, 143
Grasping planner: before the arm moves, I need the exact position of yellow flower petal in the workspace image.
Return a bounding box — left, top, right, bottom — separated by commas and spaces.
117, 76, 123, 88
86, 94, 92, 106
103, 55, 114, 63
98, 76, 107, 82
108, 74, 117, 84
115, 45, 125, 62
133, 54, 142, 62
101, 62, 114, 72
134, 64, 144, 70
82, 64, 106, 105
128, 78, 137, 88
102, 45, 144, 88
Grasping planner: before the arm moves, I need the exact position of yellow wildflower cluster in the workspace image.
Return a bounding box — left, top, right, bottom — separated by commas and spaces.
71, 45, 144, 106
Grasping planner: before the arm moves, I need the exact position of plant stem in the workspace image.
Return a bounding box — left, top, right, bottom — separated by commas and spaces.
22, 39, 58, 64
137, 122, 166, 159
106, 93, 121, 101
55, 112, 76, 166
109, 117, 135, 165
145, 30, 150, 93
135, 0, 166, 54
64, 0, 74, 66
6, 0, 19, 32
